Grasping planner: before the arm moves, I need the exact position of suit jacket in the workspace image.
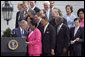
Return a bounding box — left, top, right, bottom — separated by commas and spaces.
70, 27, 84, 52
37, 21, 44, 35
70, 27, 84, 42
18, 10, 26, 21
26, 28, 42, 55
55, 24, 70, 54
34, 7, 40, 13
15, 10, 26, 28
43, 9, 52, 21
19, 9, 36, 21
42, 24, 56, 54
49, 18, 67, 28
49, 18, 56, 29
12, 27, 27, 37
16, 11, 20, 28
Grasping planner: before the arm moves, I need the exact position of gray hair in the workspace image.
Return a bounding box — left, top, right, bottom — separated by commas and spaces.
52, 8, 63, 16
44, 1, 50, 5
55, 16, 64, 25
19, 20, 27, 27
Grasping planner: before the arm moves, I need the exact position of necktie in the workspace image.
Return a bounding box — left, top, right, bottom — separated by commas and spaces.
25, 11, 28, 17
50, 8, 52, 12
46, 11, 49, 20
21, 30, 24, 37
57, 26, 60, 34
74, 28, 77, 36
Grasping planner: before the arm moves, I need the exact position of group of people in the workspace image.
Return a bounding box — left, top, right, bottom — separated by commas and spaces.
12, 1, 84, 56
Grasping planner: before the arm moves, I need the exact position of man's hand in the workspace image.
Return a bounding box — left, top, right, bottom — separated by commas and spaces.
22, 36, 26, 39
70, 41, 75, 44
51, 49, 55, 56
63, 48, 67, 53
25, 42, 30, 44
75, 38, 80, 41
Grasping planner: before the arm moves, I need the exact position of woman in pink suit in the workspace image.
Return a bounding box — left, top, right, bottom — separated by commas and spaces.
26, 19, 42, 56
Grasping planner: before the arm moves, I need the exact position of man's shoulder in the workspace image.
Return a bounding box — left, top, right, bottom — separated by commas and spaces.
48, 24, 55, 29
35, 6, 38, 9
13, 27, 20, 31
69, 27, 75, 30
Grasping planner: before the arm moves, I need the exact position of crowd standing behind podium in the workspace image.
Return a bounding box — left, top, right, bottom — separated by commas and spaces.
12, 1, 84, 56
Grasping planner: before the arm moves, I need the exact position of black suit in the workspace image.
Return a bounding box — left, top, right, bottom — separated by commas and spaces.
16, 11, 20, 28
34, 7, 40, 13
42, 24, 56, 56
12, 27, 27, 37
15, 10, 26, 28
55, 24, 70, 56
81, 27, 84, 56
37, 21, 44, 36
49, 18, 56, 29
49, 18, 67, 28
70, 27, 84, 56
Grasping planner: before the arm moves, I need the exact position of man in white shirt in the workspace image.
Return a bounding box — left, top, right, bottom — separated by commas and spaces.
43, 1, 51, 21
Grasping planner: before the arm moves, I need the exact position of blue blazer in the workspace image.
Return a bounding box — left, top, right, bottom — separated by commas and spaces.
12, 27, 27, 37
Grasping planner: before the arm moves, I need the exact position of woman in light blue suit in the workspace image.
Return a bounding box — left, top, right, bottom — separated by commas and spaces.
63, 5, 76, 28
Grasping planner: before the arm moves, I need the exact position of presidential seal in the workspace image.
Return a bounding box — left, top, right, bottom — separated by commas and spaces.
8, 40, 18, 51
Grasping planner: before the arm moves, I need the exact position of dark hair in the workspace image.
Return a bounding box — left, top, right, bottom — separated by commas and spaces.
77, 8, 84, 17
65, 5, 73, 13
42, 16, 48, 21
30, 18, 37, 27
35, 12, 41, 17
74, 18, 80, 22
55, 16, 64, 25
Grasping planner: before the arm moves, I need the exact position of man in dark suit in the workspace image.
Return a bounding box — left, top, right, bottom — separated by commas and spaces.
16, 3, 29, 28
30, 1, 40, 13
49, 8, 67, 28
70, 18, 84, 56
12, 20, 28, 37
22, 3, 36, 21
16, 3, 24, 28
43, 1, 53, 21
34, 13, 44, 35
50, 1, 55, 12
41, 16, 56, 56
55, 16, 70, 56
16, 3, 36, 28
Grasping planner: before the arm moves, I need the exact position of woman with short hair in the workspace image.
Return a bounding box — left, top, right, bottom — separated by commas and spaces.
26, 19, 42, 56
63, 5, 76, 28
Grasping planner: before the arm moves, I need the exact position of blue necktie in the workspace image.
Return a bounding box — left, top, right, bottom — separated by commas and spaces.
21, 30, 24, 37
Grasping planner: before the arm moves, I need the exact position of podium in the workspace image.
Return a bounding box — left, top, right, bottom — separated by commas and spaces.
1, 37, 27, 56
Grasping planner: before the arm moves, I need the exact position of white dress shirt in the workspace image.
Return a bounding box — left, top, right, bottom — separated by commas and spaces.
28, 31, 34, 38
74, 26, 79, 36
57, 23, 63, 33
46, 9, 50, 20
44, 23, 49, 33
31, 6, 36, 10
